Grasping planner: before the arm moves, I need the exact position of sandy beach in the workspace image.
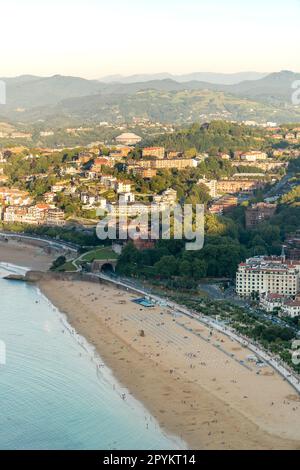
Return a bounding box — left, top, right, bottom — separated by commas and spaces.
0, 238, 57, 270
39, 278, 300, 450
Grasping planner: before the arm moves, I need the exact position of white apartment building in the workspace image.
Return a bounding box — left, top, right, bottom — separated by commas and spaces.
281, 299, 300, 318
240, 151, 268, 162
153, 188, 177, 206
115, 181, 132, 194
119, 192, 135, 204
197, 178, 218, 198
100, 175, 117, 188
108, 202, 149, 217
236, 256, 300, 298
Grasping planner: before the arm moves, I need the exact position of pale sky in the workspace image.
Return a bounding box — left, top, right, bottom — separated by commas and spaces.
1, 0, 299, 78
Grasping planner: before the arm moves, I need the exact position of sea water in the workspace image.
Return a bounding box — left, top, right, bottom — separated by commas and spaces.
0, 264, 184, 450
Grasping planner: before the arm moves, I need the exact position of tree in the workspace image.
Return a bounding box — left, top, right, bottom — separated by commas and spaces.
179, 260, 191, 277
154, 255, 178, 278
50, 256, 66, 271
192, 259, 207, 279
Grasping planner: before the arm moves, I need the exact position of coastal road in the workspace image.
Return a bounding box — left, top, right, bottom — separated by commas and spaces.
0, 231, 79, 254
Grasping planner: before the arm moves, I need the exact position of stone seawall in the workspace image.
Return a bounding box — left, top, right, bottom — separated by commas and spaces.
4, 270, 139, 296
25, 271, 104, 284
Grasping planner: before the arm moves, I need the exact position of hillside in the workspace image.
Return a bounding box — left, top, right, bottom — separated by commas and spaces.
1, 75, 102, 108
0, 71, 299, 126
222, 71, 300, 106
142, 121, 268, 153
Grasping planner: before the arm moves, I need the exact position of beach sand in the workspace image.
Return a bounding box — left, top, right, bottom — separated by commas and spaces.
0, 238, 56, 270
39, 279, 300, 450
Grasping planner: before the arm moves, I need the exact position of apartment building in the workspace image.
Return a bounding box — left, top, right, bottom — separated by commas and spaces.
142, 147, 165, 159
100, 175, 117, 188
51, 183, 67, 193
281, 298, 300, 318
208, 195, 238, 214
152, 158, 194, 170
231, 160, 287, 172
0, 187, 32, 206
240, 151, 268, 162
43, 192, 56, 203
260, 292, 300, 317
115, 181, 132, 193
285, 230, 300, 260
216, 179, 265, 194
2, 205, 65, 226
198, 178, 218, 198
152, 188, 177, 206
45, 208, 66, 226
245, 203, 277, 229
108, 202, 149, 217
119, 192, 135, 204
236, 256, 300, 298
131, 167, 157, 179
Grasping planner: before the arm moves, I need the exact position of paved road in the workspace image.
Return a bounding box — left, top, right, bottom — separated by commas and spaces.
0, 231, 79, 253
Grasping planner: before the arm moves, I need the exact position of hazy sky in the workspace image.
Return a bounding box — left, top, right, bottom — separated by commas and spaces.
1, 0, 299, 78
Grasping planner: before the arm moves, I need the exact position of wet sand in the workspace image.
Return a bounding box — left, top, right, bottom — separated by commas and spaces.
0, 238, 56, 270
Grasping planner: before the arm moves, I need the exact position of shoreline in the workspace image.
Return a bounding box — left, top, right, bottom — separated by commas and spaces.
1, 243, 300, 450
36, 287, 186, 450
0, 238, 57, 271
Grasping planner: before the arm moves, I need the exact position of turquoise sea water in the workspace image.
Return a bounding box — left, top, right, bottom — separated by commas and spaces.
0, 264, 184, 450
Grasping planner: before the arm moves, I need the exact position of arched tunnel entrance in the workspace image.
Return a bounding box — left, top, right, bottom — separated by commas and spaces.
100, 263, 115, 274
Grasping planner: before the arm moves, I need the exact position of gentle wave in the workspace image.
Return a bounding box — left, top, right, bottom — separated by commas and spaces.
0, 264, 185, 450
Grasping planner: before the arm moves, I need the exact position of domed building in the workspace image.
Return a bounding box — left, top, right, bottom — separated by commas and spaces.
115, 132, 142, 146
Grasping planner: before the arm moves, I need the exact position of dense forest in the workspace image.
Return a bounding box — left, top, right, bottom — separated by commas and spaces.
143, 121, 270, 155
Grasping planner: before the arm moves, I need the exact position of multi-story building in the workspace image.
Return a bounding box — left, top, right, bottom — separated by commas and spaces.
153, 188, 177, 206
115, 181, 132, 193
231, 160, 287, 172
45, 208, 65, 226
81, 192, 97, 206
281, 297, 300, 318
100, 175, 117, 188
208, 195, 238, 214
107, 202, 149, 217
91, 157, 113, 173
0, 187, 32, 206
134, 158, 193, 170
43, 192, 56, 204
142, 147, 165, 159
236, 256, 300, 298
152, 158, 193, 170
51, 183, 67, 193
198, 178, 218, 198
285, 230, 300, 260
119, 192, 135, 204
216, 179, 265, 195
245, 203, 277, 229
2, 204, 65, 226
260, 293, 285, 312
130, 167, 157, 179
240, 151, 268, 162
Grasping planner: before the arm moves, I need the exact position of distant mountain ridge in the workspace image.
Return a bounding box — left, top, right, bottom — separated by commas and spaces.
0, 71, 299, 126
0, 75, 101, 108
99, 71, 268, 85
